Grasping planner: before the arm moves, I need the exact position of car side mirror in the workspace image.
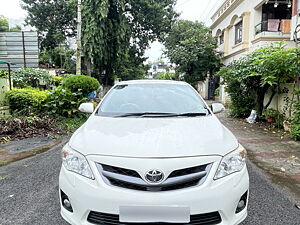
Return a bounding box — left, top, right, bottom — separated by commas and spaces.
211, 103, 225, 114
79, 103, 94, 114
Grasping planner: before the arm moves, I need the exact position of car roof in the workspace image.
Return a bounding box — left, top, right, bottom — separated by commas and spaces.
116, 80, 188, 86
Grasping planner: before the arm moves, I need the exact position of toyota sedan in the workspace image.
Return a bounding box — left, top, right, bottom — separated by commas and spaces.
59, 80, 249, 225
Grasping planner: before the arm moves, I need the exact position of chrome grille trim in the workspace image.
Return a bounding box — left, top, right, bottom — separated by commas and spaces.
96, 163, 212, 192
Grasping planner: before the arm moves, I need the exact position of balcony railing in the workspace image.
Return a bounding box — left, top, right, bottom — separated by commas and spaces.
255, 19, 291, 35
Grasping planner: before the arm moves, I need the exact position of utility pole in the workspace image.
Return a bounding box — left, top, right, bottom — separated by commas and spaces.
76, 0, 82, 75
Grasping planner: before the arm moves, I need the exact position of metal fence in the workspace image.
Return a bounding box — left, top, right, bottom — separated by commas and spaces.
0, 31, 39, 69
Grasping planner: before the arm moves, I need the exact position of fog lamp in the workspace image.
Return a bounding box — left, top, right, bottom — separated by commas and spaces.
236, 191, 248, 213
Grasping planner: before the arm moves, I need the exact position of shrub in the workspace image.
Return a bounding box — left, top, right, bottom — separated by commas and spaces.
13, 68, 51, 88
262, 108, 284, 128
217, 44, 298, 117
215, 87, 220, 96
5, 88, 48, 115
216, 67, 256, 118
291, 101, 300, 141
63, 75, 100, 96
50, 76, 63, 86
0, 69, 8, 78
44, 86, 87, 118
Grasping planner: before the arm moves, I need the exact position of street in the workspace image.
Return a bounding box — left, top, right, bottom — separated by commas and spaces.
0, 140, 299, 225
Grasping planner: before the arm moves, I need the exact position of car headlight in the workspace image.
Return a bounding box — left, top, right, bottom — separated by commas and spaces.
62, 144, 94, 179
214, 144, 246, 180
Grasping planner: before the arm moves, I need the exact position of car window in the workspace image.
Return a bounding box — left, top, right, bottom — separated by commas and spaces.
97, 84, 208, 116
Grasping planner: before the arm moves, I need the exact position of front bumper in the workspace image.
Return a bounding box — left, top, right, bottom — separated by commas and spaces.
59, 155, 249, 225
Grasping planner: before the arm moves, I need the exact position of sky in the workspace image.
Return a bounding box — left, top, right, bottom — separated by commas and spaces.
0, 0, 27, 19
0, 0, 222, 62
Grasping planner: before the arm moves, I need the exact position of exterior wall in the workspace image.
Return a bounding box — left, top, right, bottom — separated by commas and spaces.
291, 0, 300, 40
292, 0, 300, 40
0, 78, 10, 106
263, 83, 295, 116
0, 106, 10, 116
197, 80, 209, 99
0, 78, 11, 116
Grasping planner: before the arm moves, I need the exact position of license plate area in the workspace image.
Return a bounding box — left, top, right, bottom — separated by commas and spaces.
119, 206, 190, 223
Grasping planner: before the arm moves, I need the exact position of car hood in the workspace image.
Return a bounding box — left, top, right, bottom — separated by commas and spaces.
69, 115, 238, 158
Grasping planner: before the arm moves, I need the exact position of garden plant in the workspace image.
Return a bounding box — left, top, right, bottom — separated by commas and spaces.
2, 71, 101, 141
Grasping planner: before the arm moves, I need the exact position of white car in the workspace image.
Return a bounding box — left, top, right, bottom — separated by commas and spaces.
59, 80, 249, 225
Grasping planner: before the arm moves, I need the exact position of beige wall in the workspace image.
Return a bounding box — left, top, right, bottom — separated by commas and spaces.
0, 78, 10, 106
0, 78, 11, 116
263, 83, 296, 116
196, 80, 209, 99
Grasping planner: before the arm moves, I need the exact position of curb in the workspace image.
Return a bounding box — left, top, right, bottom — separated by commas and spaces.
0, 138, 66, 167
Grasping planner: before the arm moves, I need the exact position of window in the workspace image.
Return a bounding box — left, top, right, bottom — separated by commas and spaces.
219, 31, 224, 45
235, 20, 243, 44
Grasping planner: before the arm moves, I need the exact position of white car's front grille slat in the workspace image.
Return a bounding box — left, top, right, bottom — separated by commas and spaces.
96, 163, 212, 192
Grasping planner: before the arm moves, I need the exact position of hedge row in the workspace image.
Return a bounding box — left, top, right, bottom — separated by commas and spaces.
5, 75, 100, 117
5, 88, 48, 114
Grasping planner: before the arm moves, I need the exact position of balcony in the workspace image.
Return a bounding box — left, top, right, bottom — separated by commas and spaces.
254, 1, 292, 40
254, 19, 291, 39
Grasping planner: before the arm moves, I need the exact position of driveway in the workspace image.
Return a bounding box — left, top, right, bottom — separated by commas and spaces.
0, 141, 299, 225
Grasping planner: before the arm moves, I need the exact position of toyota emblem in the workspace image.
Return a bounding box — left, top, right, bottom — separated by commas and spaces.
145, 169, 164, 183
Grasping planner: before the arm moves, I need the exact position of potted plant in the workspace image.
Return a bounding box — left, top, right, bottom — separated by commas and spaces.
262, 108, 284, 127
263, 108, 277, 123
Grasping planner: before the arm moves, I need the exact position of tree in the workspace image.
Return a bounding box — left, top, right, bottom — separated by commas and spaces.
10, 25, 22, 32
82, 0, 178, 84
21, 0, 77, 49
164, 20, 221, 86
156, 72, 177, 80
0, 16, 9, 32
115, 48, 149, 81
39, 46, 76, 73
217, 43, 298, 117
21, 0, 178, 84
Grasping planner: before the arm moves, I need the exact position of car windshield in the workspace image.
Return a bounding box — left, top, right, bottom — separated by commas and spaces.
97, 83, 209, 117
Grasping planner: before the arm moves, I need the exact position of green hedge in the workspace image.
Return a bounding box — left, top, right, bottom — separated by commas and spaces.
5, 88, 48, 115
63, 75, 100, 96
291, 101, 300, 140
0, 69, 8, 78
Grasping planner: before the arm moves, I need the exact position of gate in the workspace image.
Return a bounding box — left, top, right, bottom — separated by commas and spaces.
208, 76, 216, 100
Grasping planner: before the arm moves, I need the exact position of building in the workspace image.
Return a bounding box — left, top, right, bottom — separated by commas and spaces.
210, 0, 298, 103
147, 62, 176, 79
292, 0, 300, 40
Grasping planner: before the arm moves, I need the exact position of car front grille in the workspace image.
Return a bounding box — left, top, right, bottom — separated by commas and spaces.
96, 163, 212, 192
87, 211, 222, 225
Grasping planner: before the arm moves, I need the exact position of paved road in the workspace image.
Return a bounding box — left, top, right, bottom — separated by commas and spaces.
0, 142, 299, 225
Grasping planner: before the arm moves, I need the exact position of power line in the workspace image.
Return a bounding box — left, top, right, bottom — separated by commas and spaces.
200, 0, 224, 23
175, 0, 194, 8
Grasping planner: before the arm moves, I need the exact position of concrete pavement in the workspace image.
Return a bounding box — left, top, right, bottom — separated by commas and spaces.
217, 111, 300, 204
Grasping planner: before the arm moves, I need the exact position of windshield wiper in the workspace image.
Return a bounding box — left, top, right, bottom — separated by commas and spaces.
115, 112, 207, 118
115, 112, 177, 117
169, 112, 208, 117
